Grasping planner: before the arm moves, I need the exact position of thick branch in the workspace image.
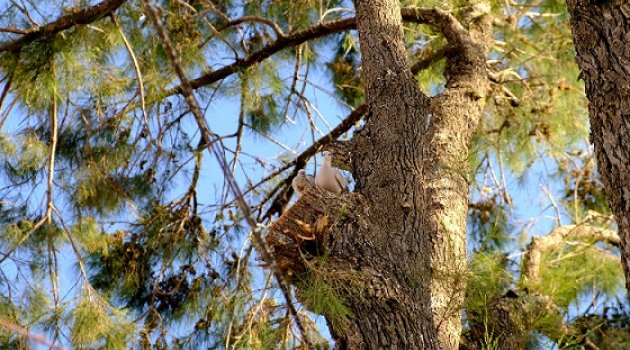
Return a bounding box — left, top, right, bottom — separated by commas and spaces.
522, 224, 620, 286
167, 17, 356, 96
166, 8, 463, 97
0, 0, 126, 53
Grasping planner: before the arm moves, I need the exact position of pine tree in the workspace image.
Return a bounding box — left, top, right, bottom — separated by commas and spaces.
0, 0, 627, 349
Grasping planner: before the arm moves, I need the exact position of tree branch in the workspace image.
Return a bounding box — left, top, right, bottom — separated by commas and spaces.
166, 8, 462, 97
0, 0, 126, 53
0, 317, 64, 350
0, 27, 28, 34
167, 16, 356, 96
401, 7, 469, 48
522, 223, 620, 286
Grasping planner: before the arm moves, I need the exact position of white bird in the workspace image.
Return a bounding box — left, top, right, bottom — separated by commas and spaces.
292, 169, 315, 196
315, 151, 348, 194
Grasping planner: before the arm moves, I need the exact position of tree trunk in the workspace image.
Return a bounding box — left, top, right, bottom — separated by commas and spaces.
266, 1, 490, 348
566, 1, 630, 293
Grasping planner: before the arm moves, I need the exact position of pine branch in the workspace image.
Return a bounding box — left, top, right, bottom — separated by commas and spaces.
0, 73, 59, 264
522, 223, 620, 286
111, 14, 151, 139
0, 0, 126, 53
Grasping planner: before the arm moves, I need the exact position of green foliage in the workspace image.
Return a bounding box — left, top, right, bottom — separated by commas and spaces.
536, 244, 623, 309
327, 33, 364, 107
71, 216, 110, 255
466, 252, 513, 313
3, 132, 48, 181
469, 195, 512, 251
71, 297, 134, 349
241, 62, 284, 133
298, 271, 353, 332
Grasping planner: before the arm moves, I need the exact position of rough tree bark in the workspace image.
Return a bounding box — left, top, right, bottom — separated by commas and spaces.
266, 1, 490, 349
566, 1, 630, 293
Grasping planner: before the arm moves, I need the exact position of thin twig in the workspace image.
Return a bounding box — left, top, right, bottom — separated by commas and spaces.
46, 236, 61, 345
0, 73, 12, 116
45, 68, 58, 223
222, 16, 286, 38
51, 206, 94, 297
283, 45, 302, 123
0, 317, 65, 350
540, 184, 562, 226
112, 13, 152, 139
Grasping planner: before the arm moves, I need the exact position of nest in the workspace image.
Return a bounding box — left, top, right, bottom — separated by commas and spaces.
264, 186, 355, 278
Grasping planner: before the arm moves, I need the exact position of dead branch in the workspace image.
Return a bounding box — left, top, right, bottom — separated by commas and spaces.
0, 317, 64, 350
522, 223, 620, 286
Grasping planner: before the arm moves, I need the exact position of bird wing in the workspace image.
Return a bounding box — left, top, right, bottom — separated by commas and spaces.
334, 170, 348, 192
291, 175, 302, 194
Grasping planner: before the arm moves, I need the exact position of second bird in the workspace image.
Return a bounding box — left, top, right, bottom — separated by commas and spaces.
315, 151, 348, 194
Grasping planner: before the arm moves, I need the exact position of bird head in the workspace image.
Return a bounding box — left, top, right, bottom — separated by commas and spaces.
322, 151, 332, 164
297, 169, 306, 176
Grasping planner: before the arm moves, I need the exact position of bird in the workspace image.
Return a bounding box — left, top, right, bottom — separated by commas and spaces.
292, 169, 315, 196
315, 151, 348, 194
